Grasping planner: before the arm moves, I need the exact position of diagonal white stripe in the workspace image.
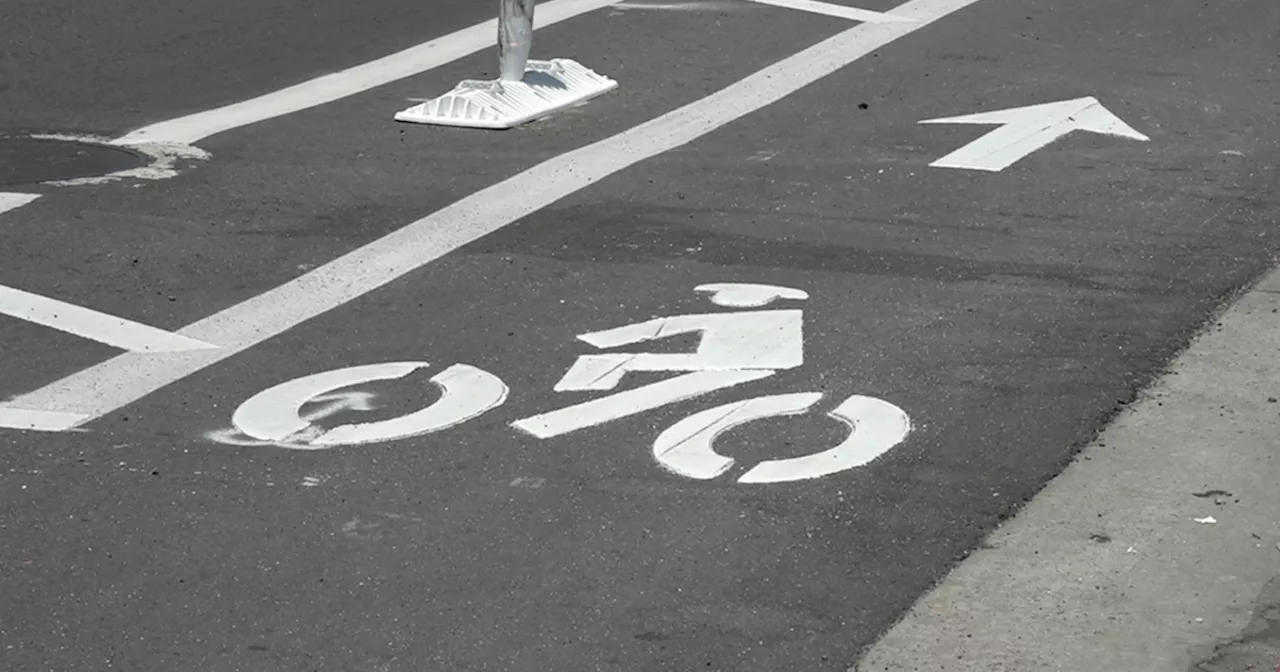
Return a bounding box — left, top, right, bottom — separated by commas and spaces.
0, 284, 218, 353
744, 0, 916, 22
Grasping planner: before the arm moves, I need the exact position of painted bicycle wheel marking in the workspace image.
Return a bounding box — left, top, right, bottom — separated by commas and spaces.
206, 283, 911, 483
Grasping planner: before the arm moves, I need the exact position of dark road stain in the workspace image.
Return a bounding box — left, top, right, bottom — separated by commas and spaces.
0, 135, 146, 187
1191, 576, 1280, 671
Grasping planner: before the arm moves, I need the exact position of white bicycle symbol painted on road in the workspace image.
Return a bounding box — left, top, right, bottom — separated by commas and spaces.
206, 283, 911, 484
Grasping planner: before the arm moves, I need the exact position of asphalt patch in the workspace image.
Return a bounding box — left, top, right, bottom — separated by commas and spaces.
0, 135, 146, 187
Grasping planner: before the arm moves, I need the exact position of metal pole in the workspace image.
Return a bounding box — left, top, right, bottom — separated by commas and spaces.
498, 0, 536, 82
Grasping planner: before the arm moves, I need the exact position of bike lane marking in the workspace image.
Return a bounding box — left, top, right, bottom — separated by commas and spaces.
1, 0, 989, 431
199, 281, 913, 486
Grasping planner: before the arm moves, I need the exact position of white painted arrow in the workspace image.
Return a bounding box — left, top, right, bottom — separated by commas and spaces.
919, 97, 1149, 172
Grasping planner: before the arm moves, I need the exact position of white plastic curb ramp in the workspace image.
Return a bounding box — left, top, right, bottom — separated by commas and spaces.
395, 59, 617, 129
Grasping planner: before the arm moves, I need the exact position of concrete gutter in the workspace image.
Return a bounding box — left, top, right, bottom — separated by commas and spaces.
855, 267, 1280, 672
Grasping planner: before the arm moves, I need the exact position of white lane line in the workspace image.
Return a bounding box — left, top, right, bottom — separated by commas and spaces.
0, 408, 88, 432
5, 0, 988, 429
109, 0, 622, 146
0, 284, 218, 353
744, 0, 916, 22
614, 1, 741, 10
0, 193, 40, 217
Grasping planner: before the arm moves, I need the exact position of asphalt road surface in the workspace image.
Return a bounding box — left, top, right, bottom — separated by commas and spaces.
2, 0, 1278, 670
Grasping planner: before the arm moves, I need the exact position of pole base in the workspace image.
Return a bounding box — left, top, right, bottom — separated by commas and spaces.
394, 59, 618, 130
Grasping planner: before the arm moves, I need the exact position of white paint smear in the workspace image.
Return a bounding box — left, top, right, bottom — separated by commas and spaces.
31, 134, 211, 185
0, 284, 217, 353
316, 364, 506, 446
6, 0, 989, 430
0, 193, 40, 218
203, 391, 374, 448
304, 391, 378, 418
919, 96, 1149, 172
233, 362, 424, 441
111, 0, 623, 146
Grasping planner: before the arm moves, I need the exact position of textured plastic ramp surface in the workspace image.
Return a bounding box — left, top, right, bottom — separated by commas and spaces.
394, 59, 617, 129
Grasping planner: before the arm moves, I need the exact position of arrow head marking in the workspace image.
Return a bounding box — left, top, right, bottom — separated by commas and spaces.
918, 97, 1148, 171
1072, 103, 1149, 142
919, 97, 1099, 126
